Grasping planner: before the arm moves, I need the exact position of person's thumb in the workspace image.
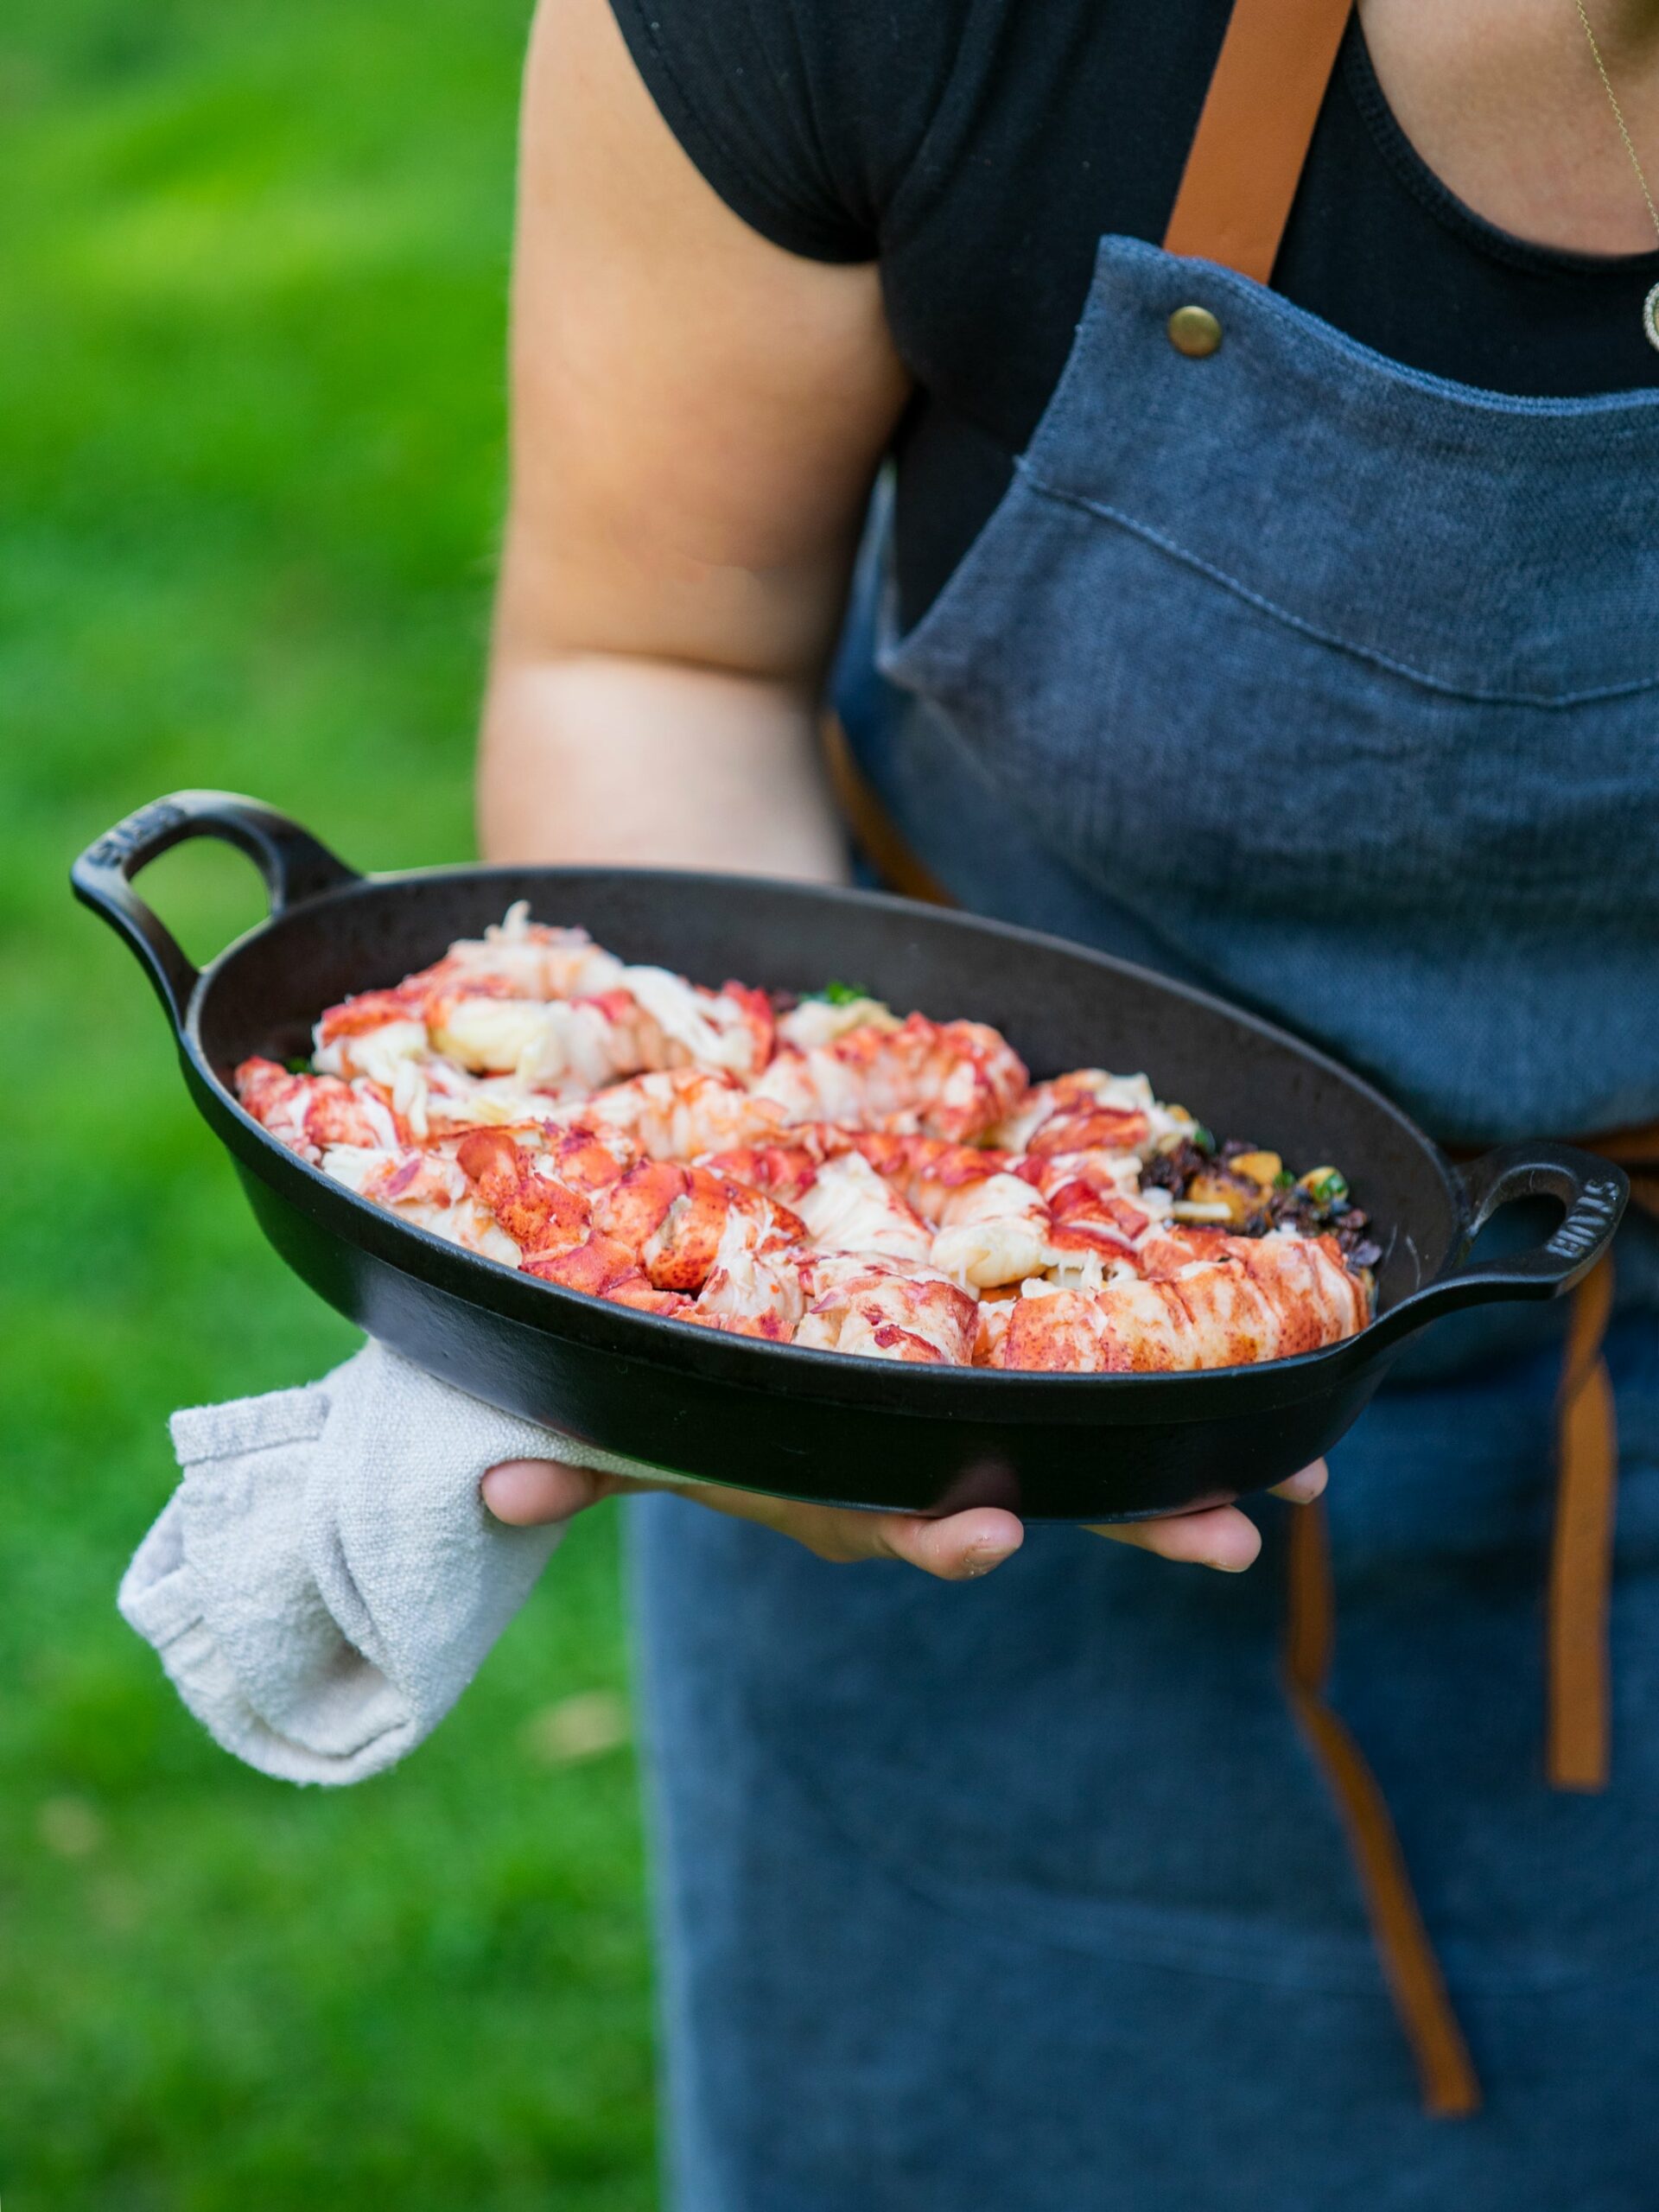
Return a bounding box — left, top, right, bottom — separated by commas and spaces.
481, 1457, 616, 1526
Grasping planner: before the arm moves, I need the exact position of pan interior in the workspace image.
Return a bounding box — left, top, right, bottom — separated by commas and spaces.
194, 867, 1463, 1314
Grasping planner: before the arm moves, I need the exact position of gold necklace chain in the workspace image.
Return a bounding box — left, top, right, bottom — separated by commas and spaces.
1573, 0, 1659, 348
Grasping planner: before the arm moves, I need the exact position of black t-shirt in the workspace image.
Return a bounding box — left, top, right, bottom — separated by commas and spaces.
609, 0, 1659, 625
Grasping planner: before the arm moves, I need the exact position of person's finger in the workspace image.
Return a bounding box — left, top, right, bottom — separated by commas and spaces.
484, 1458, 1025, 1580
660, 1478, 1026, 1580
1086, 1502, 1262, 1573
1268, 1458, 1328, 1504
481, 1456, 635, 1525
868, 1507, 1026, 1580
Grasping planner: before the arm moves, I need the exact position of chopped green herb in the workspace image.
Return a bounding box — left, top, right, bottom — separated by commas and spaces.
1299, 1166, 1350, 1207
1274, 1168, 1296, 1189
1191, 1123, 1217, 1156
808, 980, 873, 1006
285, 1056, 314, 1075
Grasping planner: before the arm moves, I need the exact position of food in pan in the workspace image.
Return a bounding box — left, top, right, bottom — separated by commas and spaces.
234, 907, 1381, 1372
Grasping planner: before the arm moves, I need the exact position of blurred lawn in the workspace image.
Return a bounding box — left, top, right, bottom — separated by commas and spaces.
0, 2, 658, 2203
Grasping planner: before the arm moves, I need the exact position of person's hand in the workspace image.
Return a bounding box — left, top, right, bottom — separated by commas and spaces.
480, 1455, 1327, 1579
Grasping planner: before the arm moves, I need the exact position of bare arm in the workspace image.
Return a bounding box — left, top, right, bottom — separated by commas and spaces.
476, 0, 1313, 1573
478, 0, 906, 879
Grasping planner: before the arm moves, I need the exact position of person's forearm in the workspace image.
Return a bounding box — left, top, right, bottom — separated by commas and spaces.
478, 651, 849, 881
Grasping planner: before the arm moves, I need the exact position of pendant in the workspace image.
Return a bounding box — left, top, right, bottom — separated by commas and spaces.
1647, 282, 1659, 355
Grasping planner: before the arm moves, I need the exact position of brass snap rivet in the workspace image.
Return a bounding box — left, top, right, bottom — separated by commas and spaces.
1167, 304, 1223, 358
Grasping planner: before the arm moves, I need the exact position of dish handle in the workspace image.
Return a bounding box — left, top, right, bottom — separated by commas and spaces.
1368, 1141, 1629, 1350
71, 790, 360, 1031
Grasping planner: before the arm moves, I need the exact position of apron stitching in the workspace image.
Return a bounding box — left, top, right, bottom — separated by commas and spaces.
1018, 469, 1659, 709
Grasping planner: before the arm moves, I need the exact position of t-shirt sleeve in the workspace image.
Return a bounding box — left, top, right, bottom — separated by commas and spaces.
607, 0, 952, 264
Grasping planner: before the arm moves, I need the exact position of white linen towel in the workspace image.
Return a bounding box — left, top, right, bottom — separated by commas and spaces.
118, 1338, 658, 1787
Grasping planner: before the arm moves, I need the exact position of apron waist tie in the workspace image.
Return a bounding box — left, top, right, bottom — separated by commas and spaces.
1283, 1498, 1482, 2115
1547, 1249, 1618, 1792
823, 716, 1634, 2119
1286, 1244, 1618, 2117
823, 713, 952, 906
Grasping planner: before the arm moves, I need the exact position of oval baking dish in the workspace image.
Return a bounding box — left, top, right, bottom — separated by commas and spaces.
73, 791, 1626, 1521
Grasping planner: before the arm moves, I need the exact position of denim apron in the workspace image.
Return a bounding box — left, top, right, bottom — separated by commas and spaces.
630, 3, 1659, 2202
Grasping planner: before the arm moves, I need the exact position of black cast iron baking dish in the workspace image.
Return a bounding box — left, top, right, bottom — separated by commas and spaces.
73, 791, 1628, 1521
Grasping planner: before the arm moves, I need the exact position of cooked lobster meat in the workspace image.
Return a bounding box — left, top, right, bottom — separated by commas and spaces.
235, 912, 1376, 1370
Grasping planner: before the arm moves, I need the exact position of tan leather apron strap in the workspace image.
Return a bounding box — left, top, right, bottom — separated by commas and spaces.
1578, 1122, 1659, 1169
1284, 1501, 1483, 2117
1164, 0, 1355, 280
822, 713, 954, 907
1548, 1252, 1618, 1790
1553, 1141, 1659, 1787
1577, 1123, 1659, 1221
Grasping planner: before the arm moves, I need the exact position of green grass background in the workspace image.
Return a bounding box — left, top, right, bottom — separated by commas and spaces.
0, 2, 659, 2201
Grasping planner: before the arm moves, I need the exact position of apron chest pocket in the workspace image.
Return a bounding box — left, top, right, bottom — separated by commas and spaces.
881, 237, 1659, 938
